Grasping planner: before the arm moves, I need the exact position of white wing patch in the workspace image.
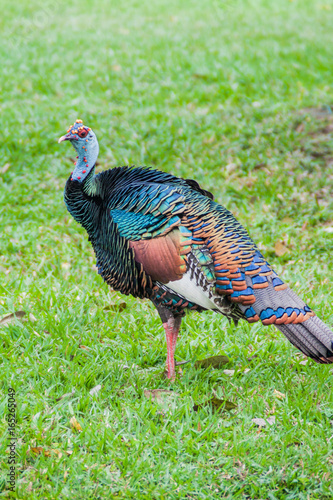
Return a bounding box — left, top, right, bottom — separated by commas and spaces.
166, 271, 217, 310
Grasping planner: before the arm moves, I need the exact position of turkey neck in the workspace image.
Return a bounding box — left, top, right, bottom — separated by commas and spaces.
64, 167, 102, 235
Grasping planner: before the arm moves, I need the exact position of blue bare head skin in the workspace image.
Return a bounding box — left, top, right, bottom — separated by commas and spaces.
58, 120, 99, 182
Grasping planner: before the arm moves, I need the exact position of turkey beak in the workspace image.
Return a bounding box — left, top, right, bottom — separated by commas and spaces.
58, 133, 73, 143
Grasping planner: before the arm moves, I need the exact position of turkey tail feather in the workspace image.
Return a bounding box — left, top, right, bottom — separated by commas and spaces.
237, 268, 333, 363
276, 316, 333, 364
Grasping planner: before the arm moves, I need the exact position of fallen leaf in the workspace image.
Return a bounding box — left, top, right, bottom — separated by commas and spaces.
175, 359, 191, 366
273, 389, 286, 400
103, 301, 127, 312
193, 397, 236, 413
56, 390, 75, 402
61, 262, 71, 269
223, 369, 235, 376
70, 416, 82, 432
30, 446, 43, 454
30, 447, 51, 457
89, 384, 102, 396
0, 311, 26, 325
197, 422, 202, 431
295, 123, 305, 133
236, 460, 246, 478
274, 242, 289, 257
299, 360, 308, 366
143, 389, 177, 402
323, 227, 333, 233
0, 163, 10, 174
252, 416, 276, 427
29, 313, 37, 322
79, 345, 89, 350
195, 355, 230, 369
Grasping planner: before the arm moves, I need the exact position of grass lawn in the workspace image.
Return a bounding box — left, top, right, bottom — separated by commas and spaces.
1, 0, 333, 497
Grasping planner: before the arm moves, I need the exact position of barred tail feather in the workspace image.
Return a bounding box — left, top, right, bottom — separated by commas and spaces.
276, 316, 333, 364
238, 272, 333, 363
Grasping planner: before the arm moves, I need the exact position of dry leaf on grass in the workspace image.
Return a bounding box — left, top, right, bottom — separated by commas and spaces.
273, 389, 286, 400
29, 313, 37, 322
195, 355, 230, 369
30, 446, 43, 454
0, 163, 10, 174
29, 446, 70, 458
223, 369, 235, 376
274, 242, 289, 257
29, 447, 51, 457
70, 416, 82, 432
193, 397, 237, 413
175, 359, 191, 366
144, 389, 178, 402
56, 390, 75, 402
89, 384, 102, 396
0, 311, 26, 325
252, 416, 276, 427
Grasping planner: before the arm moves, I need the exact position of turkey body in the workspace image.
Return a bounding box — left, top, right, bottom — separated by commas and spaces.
64, 163, 333, 375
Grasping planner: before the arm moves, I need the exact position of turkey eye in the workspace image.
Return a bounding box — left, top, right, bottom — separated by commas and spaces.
78, 129, 88, 138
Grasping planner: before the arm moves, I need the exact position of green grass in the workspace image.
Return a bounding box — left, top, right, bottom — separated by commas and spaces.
1, 0, 333, 498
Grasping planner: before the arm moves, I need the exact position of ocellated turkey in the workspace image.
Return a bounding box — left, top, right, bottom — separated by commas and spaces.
59, 120, 333, 379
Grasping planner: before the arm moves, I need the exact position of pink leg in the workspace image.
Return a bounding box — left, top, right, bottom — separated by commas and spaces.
163, 316, 182, 380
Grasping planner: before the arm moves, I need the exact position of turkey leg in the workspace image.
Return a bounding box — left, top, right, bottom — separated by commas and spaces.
155, 305, 182, 380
